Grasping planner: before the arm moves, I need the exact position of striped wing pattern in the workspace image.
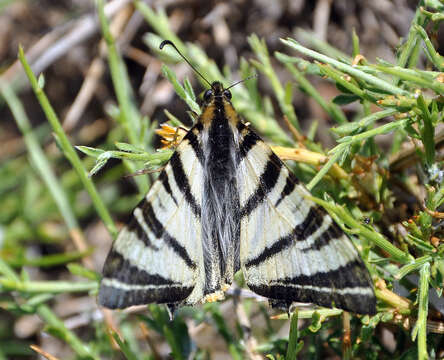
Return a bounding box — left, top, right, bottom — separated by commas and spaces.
99, 81, 376, 314
236, 124, 375, 313
99, 127, 206, 308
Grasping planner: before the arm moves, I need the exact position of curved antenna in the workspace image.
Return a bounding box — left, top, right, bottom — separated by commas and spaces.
225, 73, 258, 90
159, 40, 213, 89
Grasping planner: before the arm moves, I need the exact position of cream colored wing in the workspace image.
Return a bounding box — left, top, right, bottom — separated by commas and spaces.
236, 123, 376, 314
99, 126, 206, 309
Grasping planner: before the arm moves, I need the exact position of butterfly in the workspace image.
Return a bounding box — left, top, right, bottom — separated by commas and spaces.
98, 40, 376, 316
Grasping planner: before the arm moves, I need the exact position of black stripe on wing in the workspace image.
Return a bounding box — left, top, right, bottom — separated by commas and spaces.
248, 260, 376, 314
99, 284, 193, 309
244, 206, 323, 268
239, 129, 261, 160
249, 283, 375, 315
275, 175, 296, 207
99, 250, 194, 308
184, 123, 205, 165
276, 260, 371, 288
141, 201, 197, 270
169, 152, 201, 217
238, 124, 301, 218
127, 217, 159, 250
300, 222, 343, 253
102, 250, 176, 285
240, 152, 283, 218
158, 170, 178, 205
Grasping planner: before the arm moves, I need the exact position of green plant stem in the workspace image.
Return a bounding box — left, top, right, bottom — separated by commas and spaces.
352, 28, 360, 58
111, 332, 138, 360
310, 197, 412, 264
332, 109, 399, 135
395, 255, 433, 280
97, 0, 149, 194
396, 4, 427, 70
281, 38, 411, 96
414, 25, 444, 71
0, 260, 97, 359
416, 263, 430, 360
433, 182, 444, 207
331, 119, 410, 150
316, 63, 371, 101
91, 150, 170, 162
417, 95, 435, 166
134, 1, 184, 53
286, 311, 303, 358
161, 65, 200, 114
426, 0, 444, 9
37, 304, 98, 360
0, 278, 98, 293
306, 151, 342, 191
97, 0, 140, 145
249, 35, 299, 130
376, 65, 444, 94
0, 259, 20, 282
273, 308, 343, 320
6, 250, 91, 268
18, 46, 118, 238
295, 28, 350, 62
282, 61, 347, 124
0, 82, 80, 231
421, 7, 444, 21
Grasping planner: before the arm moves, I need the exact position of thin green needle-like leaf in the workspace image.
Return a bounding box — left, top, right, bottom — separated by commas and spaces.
18, 46, 117, 238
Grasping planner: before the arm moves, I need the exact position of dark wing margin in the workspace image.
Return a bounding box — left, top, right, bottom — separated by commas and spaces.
99, 250, 193, 308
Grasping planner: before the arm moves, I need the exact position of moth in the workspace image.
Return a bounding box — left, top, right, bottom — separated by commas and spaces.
98, 40, 376, 315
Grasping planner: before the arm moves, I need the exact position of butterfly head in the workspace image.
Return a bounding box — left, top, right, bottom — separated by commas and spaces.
203, 82, 232, 104
199, 81, 238, 128
158, 40, 251, 108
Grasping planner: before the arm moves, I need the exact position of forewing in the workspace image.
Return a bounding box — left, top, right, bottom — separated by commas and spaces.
237, 125, 376, 314
99, 127, 205, 309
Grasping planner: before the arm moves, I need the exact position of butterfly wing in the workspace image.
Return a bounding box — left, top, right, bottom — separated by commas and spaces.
236, 124, 376, 314
99, 126, 206, 309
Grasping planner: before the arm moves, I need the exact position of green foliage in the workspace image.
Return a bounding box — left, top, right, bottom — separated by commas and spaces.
0, 1, 443, 359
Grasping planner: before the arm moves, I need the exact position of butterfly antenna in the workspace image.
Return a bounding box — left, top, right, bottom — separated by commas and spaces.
159, 40, 213, 89
226, 74, 258, 90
